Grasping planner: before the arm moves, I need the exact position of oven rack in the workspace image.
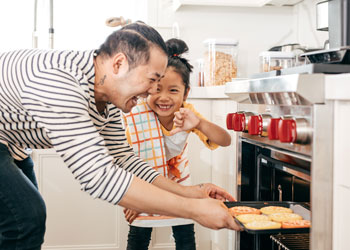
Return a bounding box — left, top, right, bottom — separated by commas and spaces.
270, 233, 309, 250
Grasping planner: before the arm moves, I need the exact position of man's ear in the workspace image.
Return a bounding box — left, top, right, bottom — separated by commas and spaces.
183, 87, 190, 101
112, 52, 128, 74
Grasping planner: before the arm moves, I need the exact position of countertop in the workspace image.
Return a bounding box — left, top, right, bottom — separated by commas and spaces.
187, 86, 229, 99
325, 73, 350, 101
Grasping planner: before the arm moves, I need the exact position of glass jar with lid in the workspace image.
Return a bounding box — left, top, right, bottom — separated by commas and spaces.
203, 39, 239, 86
259, 51, 296, 72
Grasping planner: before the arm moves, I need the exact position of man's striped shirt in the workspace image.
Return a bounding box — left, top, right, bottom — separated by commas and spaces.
0, 49, 160, 204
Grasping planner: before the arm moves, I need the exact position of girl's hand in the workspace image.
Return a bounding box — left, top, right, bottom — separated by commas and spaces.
123, 208, 140, 224
170, 108, 200, 135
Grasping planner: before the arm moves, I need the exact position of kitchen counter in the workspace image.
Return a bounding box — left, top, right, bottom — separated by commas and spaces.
325, 73, 350, 100
188, 86, 229, 99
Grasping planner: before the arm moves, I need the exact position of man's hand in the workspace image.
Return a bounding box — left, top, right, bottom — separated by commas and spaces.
192, 198, 242, 230
186, 183, 236, 201
170, 108, 200, 135
199, 183, 236, 202
123, 208, 140, 224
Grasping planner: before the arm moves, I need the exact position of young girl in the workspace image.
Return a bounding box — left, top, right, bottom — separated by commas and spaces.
123, 38, 232, 250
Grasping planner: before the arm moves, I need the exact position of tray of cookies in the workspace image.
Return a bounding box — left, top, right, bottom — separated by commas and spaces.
224, 201, 310, 234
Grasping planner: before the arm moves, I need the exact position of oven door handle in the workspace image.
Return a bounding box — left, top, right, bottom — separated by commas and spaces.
257, 154, 311, 182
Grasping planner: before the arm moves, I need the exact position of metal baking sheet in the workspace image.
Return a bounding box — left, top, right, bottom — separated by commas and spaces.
225, 201, 310, 235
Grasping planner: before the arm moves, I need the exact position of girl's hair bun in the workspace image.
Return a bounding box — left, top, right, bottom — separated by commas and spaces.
166, 38, 188, 57
164, 38, 193, 93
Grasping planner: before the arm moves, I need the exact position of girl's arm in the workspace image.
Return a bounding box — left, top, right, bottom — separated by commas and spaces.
171, 108, 231, 146
195, 116, 231, 146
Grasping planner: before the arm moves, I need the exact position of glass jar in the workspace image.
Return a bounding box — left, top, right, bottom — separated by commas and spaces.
203, 39, 239, 86
194, 58, 205, 87
259, 51, 296, 72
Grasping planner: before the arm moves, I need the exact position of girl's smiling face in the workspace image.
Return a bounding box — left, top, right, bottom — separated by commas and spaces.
147, 67, 189, 120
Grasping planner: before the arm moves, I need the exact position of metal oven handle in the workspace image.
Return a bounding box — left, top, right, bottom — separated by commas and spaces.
278, 185, 282, 202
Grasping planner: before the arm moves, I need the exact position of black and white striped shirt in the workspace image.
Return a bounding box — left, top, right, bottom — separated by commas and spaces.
0, 49, 159, 204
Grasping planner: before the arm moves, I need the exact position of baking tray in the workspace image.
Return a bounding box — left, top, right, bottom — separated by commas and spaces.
224, 201, 310, 235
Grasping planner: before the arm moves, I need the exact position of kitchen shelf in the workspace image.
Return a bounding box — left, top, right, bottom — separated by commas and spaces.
172, 0, 304, 11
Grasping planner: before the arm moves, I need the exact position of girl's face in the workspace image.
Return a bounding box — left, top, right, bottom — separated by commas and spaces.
147, 67, 188, 119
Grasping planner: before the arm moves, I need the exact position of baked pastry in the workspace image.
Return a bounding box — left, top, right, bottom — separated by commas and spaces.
236, 214, 270, 224
228, 206, 261, 217
282, 220, 311, 228
268, 213, 302, 222
245, 220, 281, 230
260, 206, 293, 215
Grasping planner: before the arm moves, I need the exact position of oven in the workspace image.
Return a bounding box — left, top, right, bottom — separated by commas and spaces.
225, 74, 333, 250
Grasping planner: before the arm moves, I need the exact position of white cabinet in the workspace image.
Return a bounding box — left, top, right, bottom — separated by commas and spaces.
172, 0, 303, 11
32, 149, 129, 250
324, 75, 350, 250
187, 87, 238, 250
332, 101, 350, 250
32, 150, 183, 250
210, 99, 238, 250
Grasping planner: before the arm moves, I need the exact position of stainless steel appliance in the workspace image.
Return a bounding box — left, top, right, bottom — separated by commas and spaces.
303, 0, 350, 64
225, 74, 333, 250
257, 0, 350, 78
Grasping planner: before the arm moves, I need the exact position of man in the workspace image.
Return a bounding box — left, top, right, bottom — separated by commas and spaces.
0, 22, 239, 250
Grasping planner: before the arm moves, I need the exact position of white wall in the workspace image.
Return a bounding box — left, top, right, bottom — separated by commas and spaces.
0, 0, 34, 51
147, 0, 330, 79
0, 0, 148, 51
53, 0, 146, 50
147, 0, 297, 78
293, 0, 328, 49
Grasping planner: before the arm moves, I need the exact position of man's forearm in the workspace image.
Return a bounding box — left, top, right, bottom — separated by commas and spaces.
151, 175, 205, 199
118, 176, 196, 218
119, 175, 240, 231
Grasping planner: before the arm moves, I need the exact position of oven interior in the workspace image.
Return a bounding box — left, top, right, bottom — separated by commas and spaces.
271, 233, 310, 250
238, 140, 311, 250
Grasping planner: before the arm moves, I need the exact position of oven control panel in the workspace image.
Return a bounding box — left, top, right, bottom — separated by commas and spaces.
226, 112, 312, 145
